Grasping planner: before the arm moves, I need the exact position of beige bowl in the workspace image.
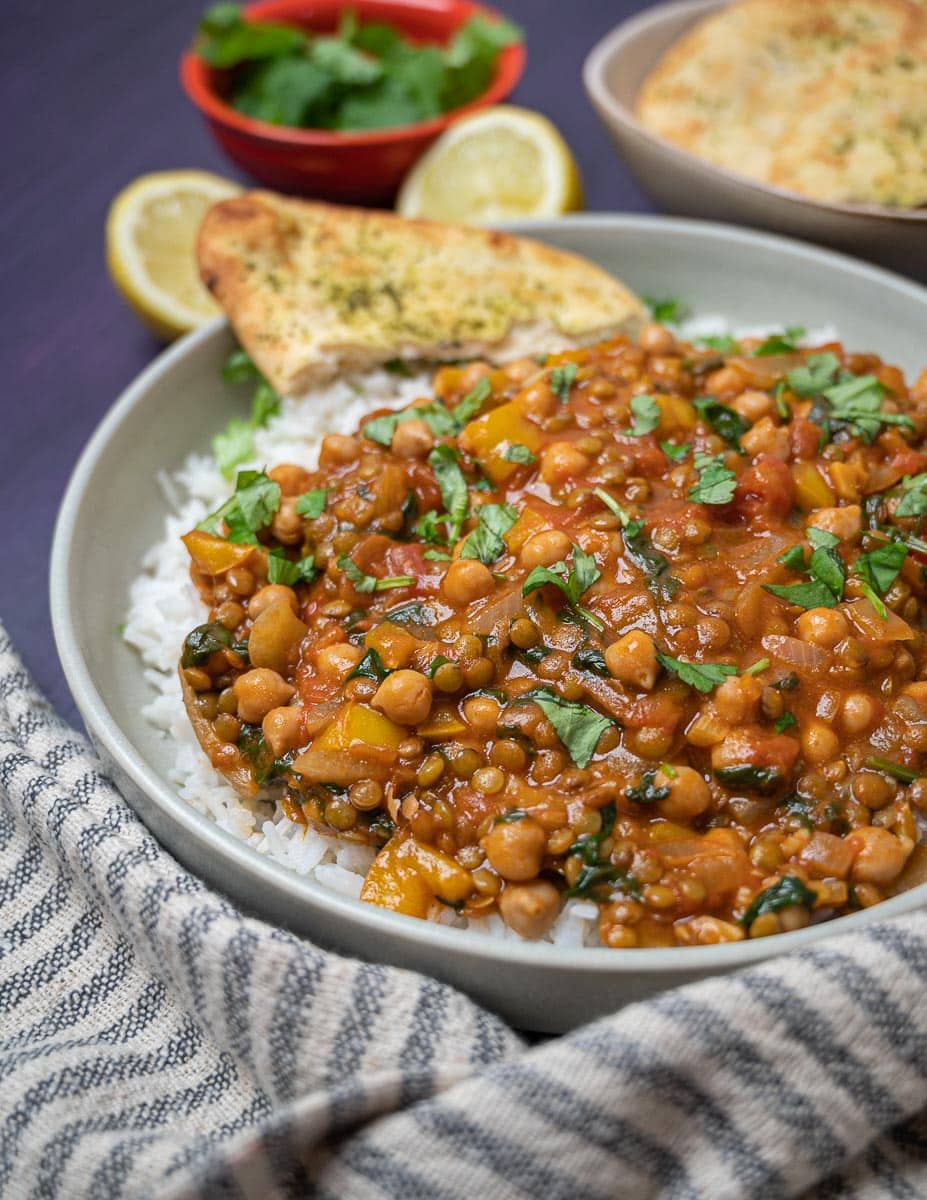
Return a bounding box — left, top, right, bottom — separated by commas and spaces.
583, 0, 927, 281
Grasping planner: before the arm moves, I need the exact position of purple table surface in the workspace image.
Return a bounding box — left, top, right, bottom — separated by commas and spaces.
3, 0, 658, 727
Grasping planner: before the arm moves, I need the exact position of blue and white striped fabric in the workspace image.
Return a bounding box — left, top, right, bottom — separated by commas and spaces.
2, 620, 927, 1200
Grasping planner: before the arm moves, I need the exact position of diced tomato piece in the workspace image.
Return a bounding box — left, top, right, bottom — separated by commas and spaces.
733, 455, 795, 525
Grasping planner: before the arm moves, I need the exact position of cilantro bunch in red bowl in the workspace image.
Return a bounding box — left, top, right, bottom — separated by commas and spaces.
181, 0, 525, 203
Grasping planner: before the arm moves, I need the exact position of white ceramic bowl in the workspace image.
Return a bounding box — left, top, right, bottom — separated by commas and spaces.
583, 0, 927, 281
51, 216, 927, 1032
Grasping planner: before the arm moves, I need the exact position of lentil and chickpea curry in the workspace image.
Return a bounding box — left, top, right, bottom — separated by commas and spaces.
179, 320, 927, 949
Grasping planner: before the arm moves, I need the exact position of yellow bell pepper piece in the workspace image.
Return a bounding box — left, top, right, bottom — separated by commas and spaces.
181, 530, 256, 575
416, 704, 468, 739
361, 832, 473, 916
365, 622, 419, 669
504, 507, 547, 555
314, 702, 404, 755
792, 462, 836, 511
657, 395, 697, 433
460, 400, 542, 485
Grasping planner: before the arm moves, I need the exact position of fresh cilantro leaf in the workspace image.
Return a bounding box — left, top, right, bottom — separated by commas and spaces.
806, 527, 840, 550
338, 554, 414, 594
198, 470, 281, 543
778, 545, 807, 571
454, 377, 492, 424
696, 334, 739, 353
250, 380, 280, 427
520, 687, 613, 769
644, 296, 687, 324
423, 548, 452, 562
766, 536, 846, 609
363, 399, 458, 447
198, 7, 308, 68
824, 374, 913, 444
504, 443, 536, 465
786, 353, 841, 397
267, 549, 316, 586
753, 326, 805, 356
213, 418, 255, 478
415, 510, 446, 545
522, 545, 603, 630
460, 503, 519, 564
295, 488, 328, 519
549, 363, 578, 403
764, 580, 842, 609
660, 441, 691, 463
657, 653, 737, 693
775, 712, 797, 733
626, 770, 671, 805
693, 396, 748, 449
428, 445, 469, 540
688, 452, 737, 505
895, 474, 927, 518
853, 542, 907, 617
221, 347, 261, 385
742, 876, 816, 927
626, 394, 660, 438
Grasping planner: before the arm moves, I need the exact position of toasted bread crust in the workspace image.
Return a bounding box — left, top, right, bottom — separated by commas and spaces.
197, 193, 644, 395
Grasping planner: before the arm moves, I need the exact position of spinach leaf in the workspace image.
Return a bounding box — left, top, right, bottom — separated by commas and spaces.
181, 622, 233, 668
853, 542, 907, 617
626, 770, 671, 805
347, 647, 389, 681
714, 764, 782, 793
571, 646, 609, 676
692, 396, 748, 449
742, 876, 816, 928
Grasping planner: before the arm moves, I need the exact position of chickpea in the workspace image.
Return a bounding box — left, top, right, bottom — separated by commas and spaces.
704, 365, 744, 395
248, 584, 299, 619
233, 668, 296, 725
504, 358, 538, 384
796, 607, 849, 650
849, 827, 913, 885
521, 381, 556, 419
841, 692, 880, 737
316, 643, 364, 680
443, 558, 494, 605
731, 389, 775, 423
319, 433, 360, 465
520, 530, 573, 568
482, 817, 547, 881
372, 669, 432, 725
391, 418, 434, 459
638, 322, 676, 355
498, 880, 561, 939
463, 695, 501, 735
539, 441, 589, 486
262, 705, 304, 756
605, 630, 658, 691
270, 496, 304, 546
268, 463, 313, 496
807, 505, 861, 542
714, 675, 762, 724
654, 765, 711, 822
801, 720, 840, 765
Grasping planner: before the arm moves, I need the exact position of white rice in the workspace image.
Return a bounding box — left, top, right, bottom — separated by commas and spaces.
124, 320, 839, 947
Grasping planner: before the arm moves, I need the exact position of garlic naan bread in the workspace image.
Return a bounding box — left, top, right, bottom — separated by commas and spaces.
636, 0, 927, 207
197, 192, 644, 396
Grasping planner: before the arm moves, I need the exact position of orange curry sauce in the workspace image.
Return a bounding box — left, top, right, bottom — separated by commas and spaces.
179, 324, 927, 947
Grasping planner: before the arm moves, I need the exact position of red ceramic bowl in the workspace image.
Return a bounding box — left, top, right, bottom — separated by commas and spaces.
181, 0, 526, 204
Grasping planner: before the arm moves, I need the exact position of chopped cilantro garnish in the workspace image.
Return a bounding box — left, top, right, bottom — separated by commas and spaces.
549, 362, 578, 404
660, 440, 691, 463
895, 474, 927, 518
428, 445, 469, 541
775, 712, 797, 733
657, 654, 737, 693
267, 549, 317, 585
766, 529, 846, 610
786, 353, 841, 397
644, 296, 687, 324
692, 396, 748, 450
786, 353, 913, 443
628, 394, 660, 438
688, 452, 737, 505
696, 334, 739, 353
753, 326, 805, 356
221, 347, 261, 385
522, 544, 603, 630
454, 377, 492, 424
213, 351, 280, 478
504, 443, 536, 465
520, 687, 613, 769
295, 488, 328, 519
338, 554, 414, 594
853, 542, 907, 617
460, 502, 519, 564
197, 469, 282, 544
423, 548, 452, 562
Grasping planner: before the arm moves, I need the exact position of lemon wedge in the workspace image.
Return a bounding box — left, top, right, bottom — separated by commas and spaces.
396, 105, 583, 225
106, 170, 241, 341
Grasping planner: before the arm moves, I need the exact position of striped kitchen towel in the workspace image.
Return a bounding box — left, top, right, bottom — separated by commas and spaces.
2, 618, 927, 1200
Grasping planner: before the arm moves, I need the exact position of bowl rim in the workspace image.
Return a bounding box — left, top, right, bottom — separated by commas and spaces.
582, 0, 927, 226
50, 213, 927, 977
180, 0, 526, 148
